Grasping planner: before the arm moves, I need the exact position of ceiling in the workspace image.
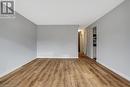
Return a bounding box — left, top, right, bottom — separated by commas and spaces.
15, 0, 124, 28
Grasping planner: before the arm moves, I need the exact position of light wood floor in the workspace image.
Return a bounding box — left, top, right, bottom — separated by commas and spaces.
0, 58, 130, 87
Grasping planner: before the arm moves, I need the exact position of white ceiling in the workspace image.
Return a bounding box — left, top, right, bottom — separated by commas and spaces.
15, 0, 124, 28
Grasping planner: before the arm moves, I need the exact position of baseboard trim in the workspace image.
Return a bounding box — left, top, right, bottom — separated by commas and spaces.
97, 60, 130, 81
84, 55, 130, 81
1, 57, 130, 84
0, 57, 78, 78
36, 57, 78, 59
0, 58, 36, 78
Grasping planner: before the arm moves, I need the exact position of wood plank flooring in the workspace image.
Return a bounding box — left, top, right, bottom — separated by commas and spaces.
0, 58, 130, 87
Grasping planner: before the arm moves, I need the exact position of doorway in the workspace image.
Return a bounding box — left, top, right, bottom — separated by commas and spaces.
78, 31, 81, 53
93, 27, 97, 60
78, 29, 86, 58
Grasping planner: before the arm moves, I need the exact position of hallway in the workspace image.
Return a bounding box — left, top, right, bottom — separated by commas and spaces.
0, 57, 129, 87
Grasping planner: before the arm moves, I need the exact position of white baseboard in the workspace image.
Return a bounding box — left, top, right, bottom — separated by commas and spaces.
36, 56, 78, 59
97, 60, 130, 81
0, 58, 36, 78
1, 58, 129, 81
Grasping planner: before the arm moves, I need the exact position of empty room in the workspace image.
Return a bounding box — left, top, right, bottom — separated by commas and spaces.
0, 0, 130, 87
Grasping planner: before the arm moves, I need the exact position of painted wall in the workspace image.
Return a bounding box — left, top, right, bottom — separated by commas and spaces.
0, 13, 37, 77
86, 29, 93, 58
37, 25, 78, 58
87, 0, 130, 80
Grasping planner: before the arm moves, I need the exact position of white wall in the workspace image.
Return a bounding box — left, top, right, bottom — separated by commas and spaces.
0, 13, 37, 77
37, 25, 78, 58
87, 0, 130, 80
86, 29, 94, 58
